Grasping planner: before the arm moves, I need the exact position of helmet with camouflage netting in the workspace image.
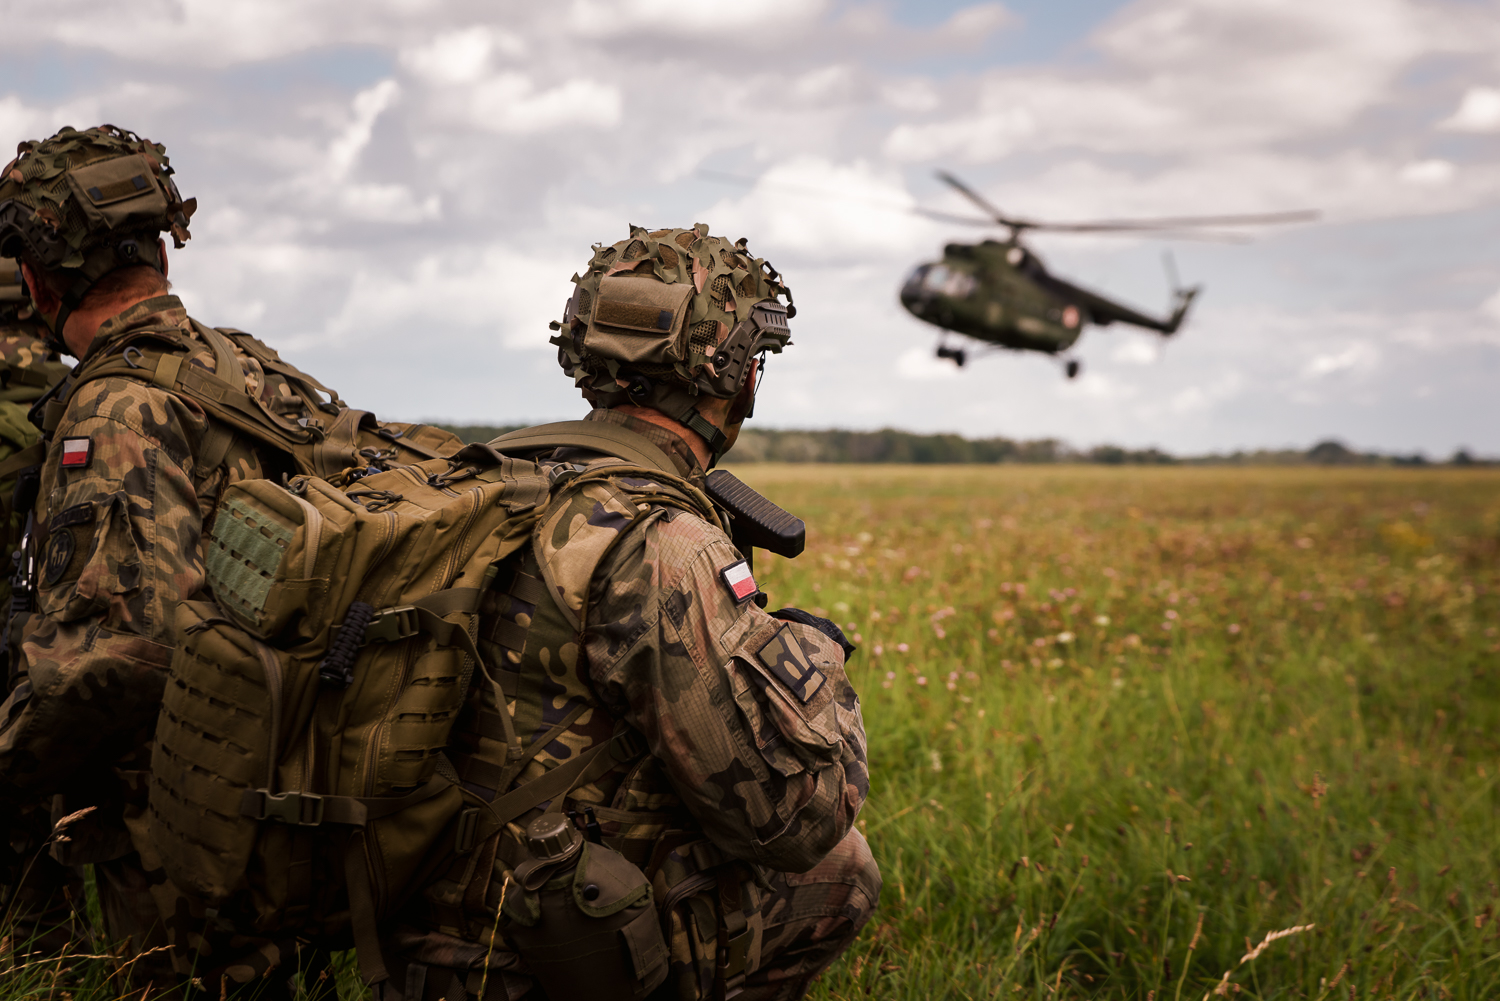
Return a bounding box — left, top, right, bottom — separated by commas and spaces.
550, 223, 794, 460
0, 125, 197, 337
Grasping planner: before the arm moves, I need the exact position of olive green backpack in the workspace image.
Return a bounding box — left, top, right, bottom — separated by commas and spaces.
146, 420, 711, 992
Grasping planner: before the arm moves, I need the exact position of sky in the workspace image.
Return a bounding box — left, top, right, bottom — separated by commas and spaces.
2, 0, 1498, 456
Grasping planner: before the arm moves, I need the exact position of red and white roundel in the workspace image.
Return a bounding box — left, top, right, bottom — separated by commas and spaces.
1062, 306, 1080, 329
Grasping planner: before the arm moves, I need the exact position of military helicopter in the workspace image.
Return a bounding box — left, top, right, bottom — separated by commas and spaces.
902, 172, 1318, 377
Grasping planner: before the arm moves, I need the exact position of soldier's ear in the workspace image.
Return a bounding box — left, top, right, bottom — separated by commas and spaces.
18, 262, 61, 319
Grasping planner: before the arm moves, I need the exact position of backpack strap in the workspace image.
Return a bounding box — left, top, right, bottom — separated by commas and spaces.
489, 419, 677, 474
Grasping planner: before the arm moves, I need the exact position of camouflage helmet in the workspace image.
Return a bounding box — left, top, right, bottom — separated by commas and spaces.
551, 223, 794, 460
0, 125, 196, 336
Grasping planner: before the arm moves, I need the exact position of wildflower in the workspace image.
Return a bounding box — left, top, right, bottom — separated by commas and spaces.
902, 566, 922, 583
1164, 609, 1179, 620
833, 601, 850, 614
1228, 623, 1242, 635
1103, 567, 1117, 577
1047, 658, 1063, 669
873, 643, 885, 656
946, 681, 957, 691
1057, 631, 1075, 644
1095, 614, 1110, 626
886, 672, 896, 680
1112, 678, 1125, 689
1032, 637, 1048, 648
929, 750, 943, 772
1161, 621, 1173, 631
916, 676, 928, 686
897, 642, 909, 654
948, 671, 959, 680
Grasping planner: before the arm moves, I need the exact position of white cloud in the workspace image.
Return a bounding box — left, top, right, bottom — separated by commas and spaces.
567, 0, 828, 37
1301, 343, 1381, 379
1439, 86, 1500, 132
1399, 159, 1455, 186
895, 347, 963, 381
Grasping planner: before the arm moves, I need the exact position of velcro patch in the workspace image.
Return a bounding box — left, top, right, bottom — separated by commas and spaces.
756, 625, 825, 704
51, 502, 96, 529
41, 530, 76, 587
60, 437, 92, 470
719, 559, 758, 603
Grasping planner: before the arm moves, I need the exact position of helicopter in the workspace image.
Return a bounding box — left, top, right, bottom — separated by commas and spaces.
901, 172, 1318, 377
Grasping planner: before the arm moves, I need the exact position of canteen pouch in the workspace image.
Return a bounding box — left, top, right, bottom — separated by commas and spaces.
583, 275, 694, 366
503, 840, 668, 1001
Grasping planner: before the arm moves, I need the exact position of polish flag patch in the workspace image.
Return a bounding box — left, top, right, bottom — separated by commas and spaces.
60, 437, 92, 470
719, 560, 758, 603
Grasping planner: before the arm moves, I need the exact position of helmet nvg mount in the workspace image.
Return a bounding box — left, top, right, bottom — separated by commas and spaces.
0, 125, 197, 339
551, 223, 794, 463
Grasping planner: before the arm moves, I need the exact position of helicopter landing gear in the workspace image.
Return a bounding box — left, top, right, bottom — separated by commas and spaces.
936, 344, 967, 367
1064, 359, 1081, 379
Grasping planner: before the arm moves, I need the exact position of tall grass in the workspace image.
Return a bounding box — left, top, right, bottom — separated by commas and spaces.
4, 466, 1494, 999
734, 465, 1500, 1000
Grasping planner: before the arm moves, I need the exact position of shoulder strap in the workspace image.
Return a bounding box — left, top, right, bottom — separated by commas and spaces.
489, 419, 677, 474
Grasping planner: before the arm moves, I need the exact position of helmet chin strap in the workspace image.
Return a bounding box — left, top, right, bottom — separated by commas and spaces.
44, 272, 97, 355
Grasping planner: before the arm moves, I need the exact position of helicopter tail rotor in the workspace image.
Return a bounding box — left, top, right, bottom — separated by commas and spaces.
1163, 285, 1201, 335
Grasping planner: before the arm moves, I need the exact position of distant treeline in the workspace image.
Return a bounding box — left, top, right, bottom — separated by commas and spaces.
431, 424, 1490, 467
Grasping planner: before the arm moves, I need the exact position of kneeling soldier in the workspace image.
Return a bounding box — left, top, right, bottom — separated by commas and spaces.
386, 225, 880, 1001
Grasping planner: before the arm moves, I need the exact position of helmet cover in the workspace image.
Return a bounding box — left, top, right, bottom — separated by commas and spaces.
552, 223, 794, 405
0, 125, 196, 331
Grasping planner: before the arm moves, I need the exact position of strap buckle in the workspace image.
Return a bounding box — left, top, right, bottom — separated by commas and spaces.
365, 605, 420, 644
718, 927, 752, 981
248, 789, 325, 826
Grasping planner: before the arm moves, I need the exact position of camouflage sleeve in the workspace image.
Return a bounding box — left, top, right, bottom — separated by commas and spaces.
585, 509, 870, 873
0, 378, 208, 797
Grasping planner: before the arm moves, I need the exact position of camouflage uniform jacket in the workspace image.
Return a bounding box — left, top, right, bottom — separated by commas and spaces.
0, 295, 283, 838
449, 410, 869, 881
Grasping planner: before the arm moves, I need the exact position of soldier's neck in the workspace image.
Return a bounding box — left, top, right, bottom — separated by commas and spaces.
612, 404, 716, 469
54, 292, 161, 360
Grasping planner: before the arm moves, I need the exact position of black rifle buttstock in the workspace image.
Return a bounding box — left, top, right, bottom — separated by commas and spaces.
704, 469, 806, 560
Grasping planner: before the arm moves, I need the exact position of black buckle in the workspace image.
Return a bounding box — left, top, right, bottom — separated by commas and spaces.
251, 790, 325, 826
364, 605, 420, 644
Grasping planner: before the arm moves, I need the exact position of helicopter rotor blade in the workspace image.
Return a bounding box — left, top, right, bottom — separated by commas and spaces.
934, 171, 1035, 231
1023, 209, 1319, 232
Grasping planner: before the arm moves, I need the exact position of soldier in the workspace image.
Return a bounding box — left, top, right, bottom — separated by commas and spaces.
385, 225, 880, 1001
0, 259, 81, 960
0, 124, 376, 991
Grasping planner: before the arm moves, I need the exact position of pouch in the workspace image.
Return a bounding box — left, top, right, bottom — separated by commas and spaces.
504, 839, 668, 1001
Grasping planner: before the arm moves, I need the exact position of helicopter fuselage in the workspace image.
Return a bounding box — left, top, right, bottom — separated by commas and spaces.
900, 240, 1086, 354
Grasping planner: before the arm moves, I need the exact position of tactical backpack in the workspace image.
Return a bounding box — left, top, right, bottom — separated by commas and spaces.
147, 420, 720, 991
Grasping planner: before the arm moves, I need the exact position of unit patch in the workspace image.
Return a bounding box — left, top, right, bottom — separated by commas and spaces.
59, 437, 92, 470
719, 559, 758, 603
756, 625, 825, 704
41, 531, 76, 587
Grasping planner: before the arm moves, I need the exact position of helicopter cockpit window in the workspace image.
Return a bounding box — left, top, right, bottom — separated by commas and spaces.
921, 265, 977, 299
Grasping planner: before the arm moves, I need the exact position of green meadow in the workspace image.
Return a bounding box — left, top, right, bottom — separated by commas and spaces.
3, 465, 1496, 1000
738, 465, 1500, 1000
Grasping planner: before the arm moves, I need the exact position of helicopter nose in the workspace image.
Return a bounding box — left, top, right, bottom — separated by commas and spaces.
901, 264, 931, 300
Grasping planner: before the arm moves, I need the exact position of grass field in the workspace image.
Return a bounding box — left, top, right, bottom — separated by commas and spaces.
5, 465, 1496, 999
732, 464, 1500, 1000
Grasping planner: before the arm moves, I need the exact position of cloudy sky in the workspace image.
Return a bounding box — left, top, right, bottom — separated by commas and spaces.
4, 0, 1498, 455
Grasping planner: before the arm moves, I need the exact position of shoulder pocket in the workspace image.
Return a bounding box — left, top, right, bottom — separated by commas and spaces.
723, 619, 841, 778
